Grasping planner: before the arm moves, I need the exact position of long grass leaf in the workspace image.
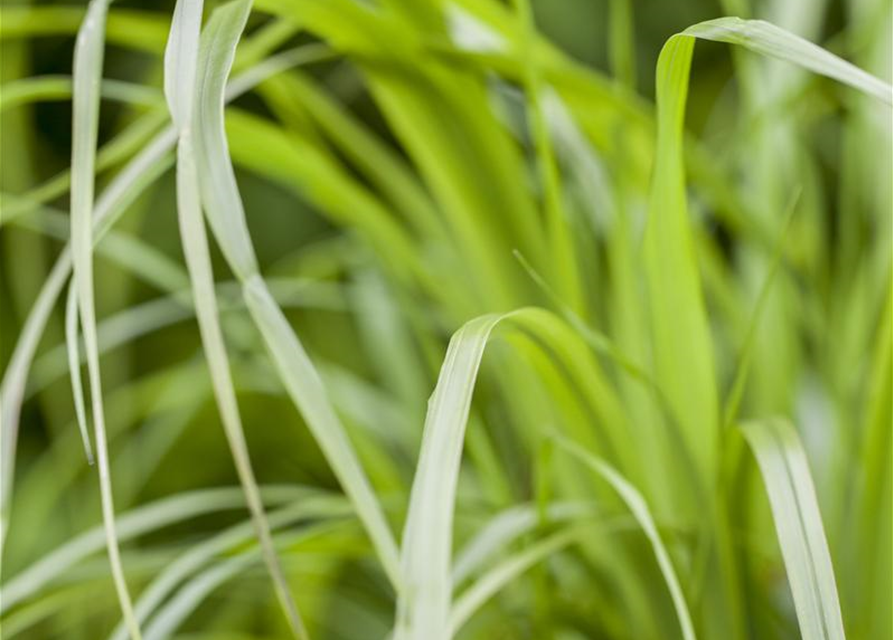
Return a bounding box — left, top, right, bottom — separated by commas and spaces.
395, 314, 501, 640
164, 2, 308, 638
190, 0, 401, 590
191, 0, 259, 280
554, 438, 697, 640
396, 303, 650, 638
739, 418, 846, 640
645, 31, 718, 490
684, 18, 893, 105
30, 279, 342, 398
69, 1, 142, 637
645, 16, 891, 492
242, 277, 402, 584
0, 41, 328, 561
163, 0, 203, 130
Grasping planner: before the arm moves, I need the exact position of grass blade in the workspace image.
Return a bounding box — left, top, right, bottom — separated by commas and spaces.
64, 282, 94, 465
242, 277, 402, 585
107, 497, 350, 640
164, 2, 308, 637
190, 0, 401, 590
1, 485, 313, 612
395, 314, 501, 640
163, 0, 203, 131
0, 38, 326, 564
191, 0, 258, 281
684, 18, 893, 105
452, 501, 593, 586
554, 438, 697, 640
69, 1, 142, 637
740, 418, 846, 640
645, 31, 718, 491
450, 528, 578, 634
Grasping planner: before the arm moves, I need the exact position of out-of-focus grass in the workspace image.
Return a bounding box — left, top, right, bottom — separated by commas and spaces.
0, 0, 890, 639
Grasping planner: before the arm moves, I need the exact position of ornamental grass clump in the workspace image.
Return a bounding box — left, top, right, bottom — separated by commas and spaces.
0, 0, 890, 639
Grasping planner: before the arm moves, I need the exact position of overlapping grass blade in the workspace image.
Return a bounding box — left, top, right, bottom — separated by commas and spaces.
642, 29, 890, 634
164, 1, 307, 636
108, 497, 350, 640
648, 17, 893, 453
68, 1, 142, 636
684, 18, 893, 105
163, 0, 203, 131
452, 501, 593, 586
188, 0, 401, 590
30, 279, 342, 398
1, 485, 314, 612
0, 39, 331, 560
142, 522, 344, 640
554, 438, 697, 640
189, 0, 258, 281
739, 418, 846, 640
396, 305, 640, 639
64, 282, 94, 465
241, 277, 402, 584
449, 527, 579, 634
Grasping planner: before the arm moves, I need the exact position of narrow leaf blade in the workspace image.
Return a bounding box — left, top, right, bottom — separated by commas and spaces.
740, 419, 846, 640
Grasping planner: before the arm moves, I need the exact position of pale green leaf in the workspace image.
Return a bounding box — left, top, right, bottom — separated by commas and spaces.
165, 1, 308, 636
189, 0, 402, 590
740, 418, 846, 640
684, 18, 893, 105
69, 1, 142, 636
395, 314, 501, 640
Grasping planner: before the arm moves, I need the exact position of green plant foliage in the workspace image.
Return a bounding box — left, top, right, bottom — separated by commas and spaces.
0, 0, 890, 639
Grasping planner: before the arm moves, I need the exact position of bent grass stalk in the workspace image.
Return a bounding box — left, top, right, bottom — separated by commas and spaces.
186, 0, 402, 592
68, 0, 142, 638
396, 310, 693, 640
164, 1, 308, 637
